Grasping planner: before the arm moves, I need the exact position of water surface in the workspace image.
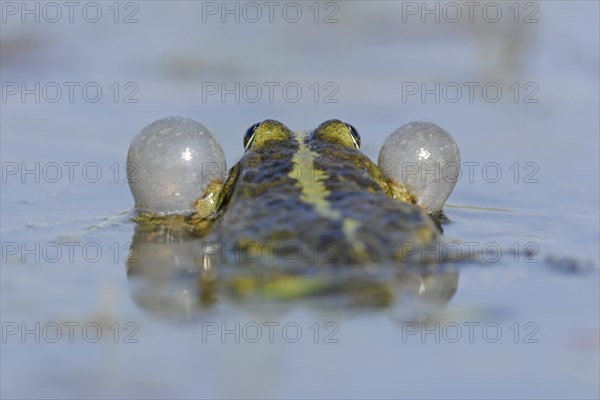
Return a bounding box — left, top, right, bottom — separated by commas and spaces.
1, 1, 598, 398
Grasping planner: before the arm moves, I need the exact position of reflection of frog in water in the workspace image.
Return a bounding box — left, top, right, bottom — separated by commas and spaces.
126, 224, 460, 320
125, 118, 461, 317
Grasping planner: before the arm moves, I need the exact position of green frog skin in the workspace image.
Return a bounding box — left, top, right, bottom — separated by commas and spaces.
196, 119, 440, 267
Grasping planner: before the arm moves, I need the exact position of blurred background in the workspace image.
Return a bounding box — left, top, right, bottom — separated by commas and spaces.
1, 1, 599, 398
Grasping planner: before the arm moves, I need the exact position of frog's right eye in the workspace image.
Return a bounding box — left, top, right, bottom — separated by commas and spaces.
345, 123, 361, 149
243, 122, 261, 151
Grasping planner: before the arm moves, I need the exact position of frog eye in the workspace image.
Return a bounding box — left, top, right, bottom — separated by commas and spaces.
243, 122, 261, 151
346, 123, 361, 149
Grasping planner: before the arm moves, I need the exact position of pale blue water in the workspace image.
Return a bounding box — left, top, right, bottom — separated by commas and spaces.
1, 1, 599, 398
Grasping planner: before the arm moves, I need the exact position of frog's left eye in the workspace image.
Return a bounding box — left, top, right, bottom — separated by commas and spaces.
346, 123, 361, 149
243, 122, 261, 151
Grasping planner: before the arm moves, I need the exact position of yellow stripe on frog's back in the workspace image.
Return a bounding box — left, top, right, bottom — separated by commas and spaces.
288, 131, 341, 220
288, 131, 367, 258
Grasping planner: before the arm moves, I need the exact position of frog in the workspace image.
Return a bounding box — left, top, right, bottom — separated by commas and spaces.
126, 117, 461, 270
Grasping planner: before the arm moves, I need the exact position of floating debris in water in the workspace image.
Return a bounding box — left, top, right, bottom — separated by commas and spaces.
544, 255, 597, 275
